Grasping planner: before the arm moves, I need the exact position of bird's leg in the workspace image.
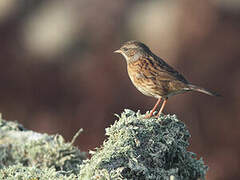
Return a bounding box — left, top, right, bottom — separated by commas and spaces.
145, 98, 162, 118
157, 98, 168, 116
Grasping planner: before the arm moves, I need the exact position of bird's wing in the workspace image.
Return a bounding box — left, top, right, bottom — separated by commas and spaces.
148, 54, 189, 84
128, 56, 189, 96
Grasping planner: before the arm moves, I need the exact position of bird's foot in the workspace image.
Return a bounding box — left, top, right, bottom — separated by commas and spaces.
145, 111, 159, 119
144, 113, 152, 119
154, 113, 163, 118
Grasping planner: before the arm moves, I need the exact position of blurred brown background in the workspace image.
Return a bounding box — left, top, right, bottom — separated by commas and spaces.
0, 0, 239, 179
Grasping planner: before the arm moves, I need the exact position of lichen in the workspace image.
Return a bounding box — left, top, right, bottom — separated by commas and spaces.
79, 109, 207, 180
0, 116, 86, 179
0, 110, 208, 180
0, 164, 77, 180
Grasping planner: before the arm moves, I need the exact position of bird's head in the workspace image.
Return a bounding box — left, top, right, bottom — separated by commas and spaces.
114, 40, 151, 63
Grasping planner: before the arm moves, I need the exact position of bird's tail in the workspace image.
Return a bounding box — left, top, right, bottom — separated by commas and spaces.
187, 84, 221, 97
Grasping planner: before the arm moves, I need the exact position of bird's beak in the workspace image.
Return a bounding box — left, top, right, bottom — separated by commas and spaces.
114, 49, 121, 54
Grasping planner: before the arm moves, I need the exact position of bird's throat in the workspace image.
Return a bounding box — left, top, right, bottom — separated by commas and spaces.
125, 53, 142, 63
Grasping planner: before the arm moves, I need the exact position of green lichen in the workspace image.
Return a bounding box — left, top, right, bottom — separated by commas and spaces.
0, 110, 208, 180
0, 116, 86, 179
0, 164, 77, 180
79, 109, 208, 180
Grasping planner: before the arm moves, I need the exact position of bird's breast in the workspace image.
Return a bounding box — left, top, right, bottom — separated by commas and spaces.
127, 62, 162, 98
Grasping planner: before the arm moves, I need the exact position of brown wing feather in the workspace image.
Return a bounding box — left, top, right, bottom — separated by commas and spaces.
149, 53, 188, 84
127, 56, 189, 98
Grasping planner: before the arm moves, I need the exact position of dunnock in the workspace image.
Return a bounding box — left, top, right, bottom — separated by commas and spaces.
114, 40, 220, 118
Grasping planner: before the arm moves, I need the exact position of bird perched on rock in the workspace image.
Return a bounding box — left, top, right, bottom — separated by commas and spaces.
114, 40, 220, 118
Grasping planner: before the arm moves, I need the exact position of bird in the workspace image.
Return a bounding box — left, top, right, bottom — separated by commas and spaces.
114, 40, 220, 118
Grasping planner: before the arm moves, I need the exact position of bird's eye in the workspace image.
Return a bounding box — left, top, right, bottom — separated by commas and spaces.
122, 47, 128, 51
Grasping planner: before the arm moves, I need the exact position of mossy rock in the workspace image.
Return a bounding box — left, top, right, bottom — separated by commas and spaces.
0, 110, 208, 180
0, 115, 86, 179
79, 109, 207, 180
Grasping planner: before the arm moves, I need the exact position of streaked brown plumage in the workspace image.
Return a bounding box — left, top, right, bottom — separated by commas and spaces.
114, 40, 220, 118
